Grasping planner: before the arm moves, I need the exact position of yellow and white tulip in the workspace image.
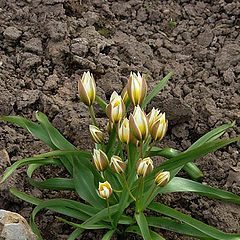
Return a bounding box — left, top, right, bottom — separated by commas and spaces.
98, 181, 112, 199
110, 155, 126, 174
92, 149, 108, 172
127, 72, 147, 106
118, 118, 130, 144
150, 113, 168, 142
78, 71, 96, 106
129, 105, 149, 141
106, 91, 125, 123
136, 157, 153, 177
89, 125, 104, 144
155, 170, 170, 187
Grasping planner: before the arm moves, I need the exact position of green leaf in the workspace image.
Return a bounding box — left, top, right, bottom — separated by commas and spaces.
135, 212, 151, 240
148, 202, 240, 240
73, 158, 106, 209
95, 96, 107, 112
1, 116, 55, 149
147, 217, 216, 240
35, 111, 76, 151
10, 188, 42, 205
150, 137, 240, 179
81, 204, 119, 227
126, 225, 166, 240
34, 150, 92, 159
142, 72, 173, 108
57, 216, 111, 230
68, 228, 85, 240
187, 121, 235, 151
0, 157, 61, 184
29, 177, 75, 191
102, 230, 116, 240
155, 177, 240, 205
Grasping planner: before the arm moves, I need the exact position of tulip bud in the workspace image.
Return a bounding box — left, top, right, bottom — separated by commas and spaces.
121, 86, 129, 103
147, 108, 161, 130
127, 72, 147, 106
155, 170, 170, 187
136, 157, 153, 177
98, 181, 112, 199
106, 91, 125, 123
118, 118, 130, 144
150, 113, 168, 142
129, 105, 149, 141
110, 155, 126, 174
78, 71, 96, 106
89, 125, 104, 144
92, 149, 108, 172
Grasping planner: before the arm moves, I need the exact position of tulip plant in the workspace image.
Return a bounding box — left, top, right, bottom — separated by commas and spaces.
1, 71, 240, 240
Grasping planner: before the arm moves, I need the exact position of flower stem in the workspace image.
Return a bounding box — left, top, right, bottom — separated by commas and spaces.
121, 173, 136, 201
89, 105, 98, 126
136, 176, 143, 213
145, 140, 156, 157
140, 141, 143, 159
141, 185, 157, 211
107, 199, 114, 227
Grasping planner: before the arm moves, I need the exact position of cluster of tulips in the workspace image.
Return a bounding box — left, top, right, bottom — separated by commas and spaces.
78, 71, 170, 202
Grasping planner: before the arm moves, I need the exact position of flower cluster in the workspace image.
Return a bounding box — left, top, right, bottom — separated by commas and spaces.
78, 71, 170, 201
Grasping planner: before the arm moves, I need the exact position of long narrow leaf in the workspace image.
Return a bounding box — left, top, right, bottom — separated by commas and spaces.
135, 212, 151, 240
1, 116, 55, 149
35, 111, 76, 150
126, 225, 166, 240
57, 216, 111, 230
73, 159, 106, 209
148, 202, 240, 240
68, 228, 85, 240
28, 177, 75, 191
155, 177, 240, 205
147, 217, 216, 240
95, 96, 107, 112
0, 157, 61, 183
102, 230, 116, 240
188, 121, 235, 151
150, 137, 240, 179
142, 71, 173, 108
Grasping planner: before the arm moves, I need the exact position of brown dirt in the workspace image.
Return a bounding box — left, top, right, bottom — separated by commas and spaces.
0, 0, 240, 239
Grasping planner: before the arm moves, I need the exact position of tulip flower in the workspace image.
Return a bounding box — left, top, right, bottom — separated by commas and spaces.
147, 108, 162, 130
98, 181, 112, 199
118, 118, 130, 144
92, 149, 108, 172
127, 72, 147, 106
150, 113, 168, 142
121, 86, 129, 103
129, 105, 149, 141
78, 71, 96, 106
155, 170, 170, 187
136, 157, 153, 177
106, 91, 125, 123
89, 125, 104, 144
110, 155, 126, 174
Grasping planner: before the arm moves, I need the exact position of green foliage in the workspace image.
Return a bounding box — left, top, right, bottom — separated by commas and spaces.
1, 72, 240, 240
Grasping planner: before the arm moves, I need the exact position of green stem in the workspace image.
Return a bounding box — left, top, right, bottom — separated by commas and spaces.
121, 173, 136, 201
141, 185, 157, 211
107, 199, 114, 228
140, 141, 143, 159
127, 144, 131, 175
136, 176, 143, 213
145, 140, 156, 157
89, 105, 98, 126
